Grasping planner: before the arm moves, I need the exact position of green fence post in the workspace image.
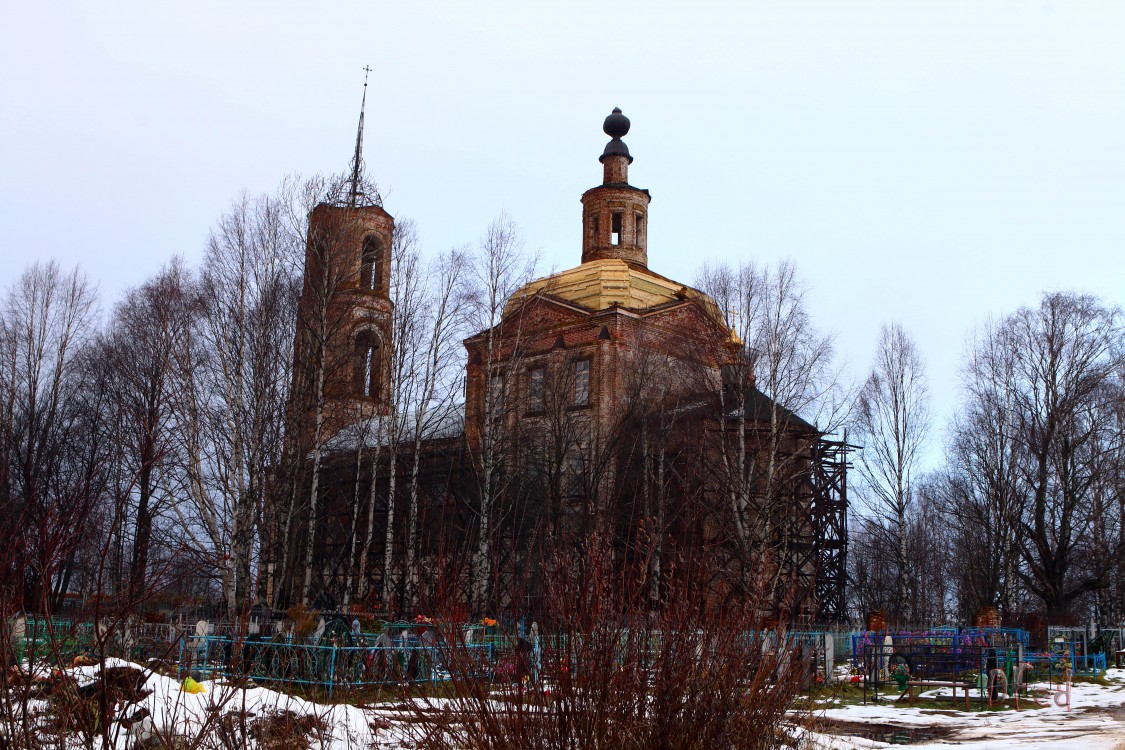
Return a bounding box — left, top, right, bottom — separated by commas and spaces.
329, 643, 337, 701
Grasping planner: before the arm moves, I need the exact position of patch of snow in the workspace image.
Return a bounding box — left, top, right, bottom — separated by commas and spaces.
15, 658, 389, 750
809, 673, 1125, 749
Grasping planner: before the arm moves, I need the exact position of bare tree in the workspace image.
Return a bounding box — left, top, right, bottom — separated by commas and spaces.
904, 473, 955, 622
942, 292, 1123, 622
285, 190, 353, 607
461, 215, 536, 616
849, 470, 953, 624
379, 219, 420, 612
402, 249, 466, 610
854, 322, 931, 624
696, 262, 762, 586
946, 318, 1028, 618
374, 220, 467, 612
96, 259, 197, 598
1005, 292, 1122, 620
342, 407, 384, 609
697, 259, 849, 601
174, 188, 301, 612
1093, 369, 1125, 622
0, 262, 100, 611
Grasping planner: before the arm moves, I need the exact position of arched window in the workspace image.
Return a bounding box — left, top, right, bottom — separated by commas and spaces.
359, 236, 384, 292
353, 330, 381, 398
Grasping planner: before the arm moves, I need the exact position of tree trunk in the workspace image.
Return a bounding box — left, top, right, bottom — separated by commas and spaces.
356, 442, 383, 604
896, 506, 911, 624
130, 474, 153, 597
300, 347, 328, 606
382, 450, 399, 612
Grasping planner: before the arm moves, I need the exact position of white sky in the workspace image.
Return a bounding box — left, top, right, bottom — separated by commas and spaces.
2, 1, 1123, 463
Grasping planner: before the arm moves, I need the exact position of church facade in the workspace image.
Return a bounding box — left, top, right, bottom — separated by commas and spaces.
275, 109, 847, 623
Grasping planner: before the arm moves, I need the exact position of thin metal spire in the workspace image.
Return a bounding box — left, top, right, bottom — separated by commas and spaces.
347, 65, 372, 208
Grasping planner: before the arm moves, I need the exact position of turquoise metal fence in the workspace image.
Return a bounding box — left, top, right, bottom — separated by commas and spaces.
179, 635, 493, 698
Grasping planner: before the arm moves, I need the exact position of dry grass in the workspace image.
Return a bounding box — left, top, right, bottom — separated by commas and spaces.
216, 709, 330, 750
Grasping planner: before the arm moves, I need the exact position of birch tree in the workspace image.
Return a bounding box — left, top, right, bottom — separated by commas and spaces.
855, 323, 931, 624
365, 215, 469, 613
402, 246, 465, 611
378, 220, 419, 612
341, 408, 384, 609
462, 216, 535, 616
697, 260, 848, 597
285, 192, 354, 607
177, 189, 301, 612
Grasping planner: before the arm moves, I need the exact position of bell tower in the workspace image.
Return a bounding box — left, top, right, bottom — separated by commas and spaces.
290, 70, 395, 447
580, 108, 652, 267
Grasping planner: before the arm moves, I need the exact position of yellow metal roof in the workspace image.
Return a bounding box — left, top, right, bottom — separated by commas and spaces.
505, 259, 734, 339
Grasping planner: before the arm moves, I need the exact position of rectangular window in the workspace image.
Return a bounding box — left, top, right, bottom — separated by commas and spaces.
528, 367, 545, 412
573, 359, 590, 406
635, 214, 644, 247
565, 450, 587, 498
611, 213, 622, 246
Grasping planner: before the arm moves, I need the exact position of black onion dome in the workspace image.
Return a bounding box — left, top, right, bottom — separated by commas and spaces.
603, 107, 630, 138
600, 107, 633, 163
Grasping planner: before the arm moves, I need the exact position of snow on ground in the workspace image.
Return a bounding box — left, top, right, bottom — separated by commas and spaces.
15, 658, 392, 749
803, 669, 1125, 749
17, 659, 1125, 749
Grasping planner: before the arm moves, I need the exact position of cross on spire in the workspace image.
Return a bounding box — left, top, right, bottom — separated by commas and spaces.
347, 66, 372, 208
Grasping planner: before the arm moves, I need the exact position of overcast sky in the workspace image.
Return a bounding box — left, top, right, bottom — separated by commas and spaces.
2, 1, 1123, 463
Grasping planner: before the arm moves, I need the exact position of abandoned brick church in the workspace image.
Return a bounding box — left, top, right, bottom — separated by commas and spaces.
276, 109, 848, 623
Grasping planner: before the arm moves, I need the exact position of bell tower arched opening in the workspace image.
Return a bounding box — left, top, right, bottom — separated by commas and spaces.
359, 235, 386, 292
353, 329, 382, 400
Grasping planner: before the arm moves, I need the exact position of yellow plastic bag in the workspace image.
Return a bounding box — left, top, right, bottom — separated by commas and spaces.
181, 677, 206, 694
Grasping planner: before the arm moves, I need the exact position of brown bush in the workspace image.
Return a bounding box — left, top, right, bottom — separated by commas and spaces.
40, 664, 151, 736
402, 533, 809, 750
